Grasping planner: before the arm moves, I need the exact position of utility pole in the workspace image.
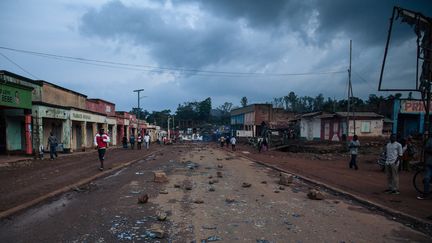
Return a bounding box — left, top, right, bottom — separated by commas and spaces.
347, 40, 354, 138
133, 89, 144, 135
167, 117, 171, 141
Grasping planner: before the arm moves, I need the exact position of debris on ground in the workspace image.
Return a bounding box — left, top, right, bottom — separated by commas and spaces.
194, 199, 204, 204
138, 194, 149, 204
203, 235, 222, 242
225, 196, 236, 203
156, 211, 167, 221
145, 225, 164, 239
307, 189, 324, 200
186, 161, 199, 170
242, 182, 252, 188
217, 164, 223, 168
279, 172, 293, 186
153, 171, 168, 183
174, 183, 181, 188
261, 181, 267, 184
217, 171, 223, 178
279, 186, 285, 190
274, 190, 280, 193
208, 186, 215, 192
159, 189, 168, 194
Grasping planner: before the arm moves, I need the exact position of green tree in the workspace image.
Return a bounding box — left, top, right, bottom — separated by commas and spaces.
240, 96, 248, 107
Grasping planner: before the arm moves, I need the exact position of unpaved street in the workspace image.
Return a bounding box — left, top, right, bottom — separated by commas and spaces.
0, 144, 430, 242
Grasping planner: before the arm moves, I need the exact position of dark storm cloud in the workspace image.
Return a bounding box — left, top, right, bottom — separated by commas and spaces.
79, 1, 249, 69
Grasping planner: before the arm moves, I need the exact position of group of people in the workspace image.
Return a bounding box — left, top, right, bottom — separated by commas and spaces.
121, 133, 151, 150
349, 133, 431, 200
219, 135, 236, 151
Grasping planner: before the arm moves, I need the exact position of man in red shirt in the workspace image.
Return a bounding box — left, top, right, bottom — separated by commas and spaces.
94, 128, 110, 171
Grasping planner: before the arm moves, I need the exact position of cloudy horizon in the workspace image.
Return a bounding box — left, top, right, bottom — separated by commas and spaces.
1, 0, 431, 112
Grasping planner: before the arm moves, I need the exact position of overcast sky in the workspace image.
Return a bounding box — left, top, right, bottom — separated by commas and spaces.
1, 0, 431, 112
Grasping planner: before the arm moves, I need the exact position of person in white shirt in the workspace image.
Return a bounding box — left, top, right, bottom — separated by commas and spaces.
230, 136, 236, 151
384, 134, 403, 195
144, 133, 150, 149
348, 135, 360, 170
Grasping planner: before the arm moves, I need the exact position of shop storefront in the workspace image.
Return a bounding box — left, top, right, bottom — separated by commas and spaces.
0, 82, 33, 154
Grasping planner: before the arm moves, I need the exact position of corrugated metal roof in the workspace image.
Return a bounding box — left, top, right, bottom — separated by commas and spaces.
335, 112, 383, 118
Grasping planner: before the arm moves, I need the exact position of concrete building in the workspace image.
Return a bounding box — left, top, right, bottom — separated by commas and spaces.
231, 104, 295, 137
0, 71, 33, 154
299, 112, 323, 141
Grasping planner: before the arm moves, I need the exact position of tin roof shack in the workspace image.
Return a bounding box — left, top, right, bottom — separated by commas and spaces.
335, 112, 384, 138
230, 104, 295, 137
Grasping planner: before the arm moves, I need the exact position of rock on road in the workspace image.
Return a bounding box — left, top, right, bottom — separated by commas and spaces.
0, 144, 430, 242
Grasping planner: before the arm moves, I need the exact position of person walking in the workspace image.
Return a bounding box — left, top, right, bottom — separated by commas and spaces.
348, 135, 360, 170
384, 134, 403, 195
220, 136, 225, 148
137, 133, 142, 150
226, 136, 230, 148
47, 132, 58, 160
418, 135, 432, 199
122, 135, 128, 149
230, 136, 236, 151
130, 134, 135, 150
94, 128, 110, 171
144, 133, 151, 149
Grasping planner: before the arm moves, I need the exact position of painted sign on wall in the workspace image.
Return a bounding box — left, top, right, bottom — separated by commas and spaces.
400, 100, 432, 114
0, 83, 32, 109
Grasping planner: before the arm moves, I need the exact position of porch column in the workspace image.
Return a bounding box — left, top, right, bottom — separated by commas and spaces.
32, 115, 43, 153
112, 125, 117, 146
62, 119, 72, 153
81, 121, 87, 151
24, 112, 32, 155
92, 123, 97, 146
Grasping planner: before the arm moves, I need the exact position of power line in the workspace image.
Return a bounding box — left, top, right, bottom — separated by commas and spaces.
0, 52, 39, 79
0, 46, 346, 77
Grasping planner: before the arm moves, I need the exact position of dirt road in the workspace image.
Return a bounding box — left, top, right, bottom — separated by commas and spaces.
0, 144, 429, 242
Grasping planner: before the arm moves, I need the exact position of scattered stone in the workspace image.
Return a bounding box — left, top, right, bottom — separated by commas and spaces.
217, 158, 223, 161
242, 182, 252, 188
261, 181, 267, 184
205, 235, 222, 241
307, 189, 324, 200
279, 173, 293, 186
208, 175, 213, 179
208, 186, 215, 192
274, 190, 280, 193
153, 171, 168, 183
279, 186, 285, 190
202, 225, 217, 230
212, 179, 219, 184
147, 225, 164, 239
156, 211, 167, 221
138, 194, 149, 204
159, 189, 168, 194
333, 200, 340, 204
225, 196, 236, 203
209, 180, 214, 185
174, 183, 181, 188
217, 171, 223, 178
184, 182, 193, 190
217, 164, 223, 168
194, 199, 204, 204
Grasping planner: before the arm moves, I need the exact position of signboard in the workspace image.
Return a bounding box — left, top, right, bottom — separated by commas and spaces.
71, 110, 106, 123
401, 100, 432, 114
0, 83, 32, 109
236, 130, 253, 137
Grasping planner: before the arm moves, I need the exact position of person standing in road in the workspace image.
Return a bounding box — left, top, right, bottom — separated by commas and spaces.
418, 134, 432, 200
122, 135, 128, 149
384, 134, 403, 195
220, 136, 225, 148
130, 134, 135, 150
144, 133, 150, 149
230, 136, 236, 151
226, 135, 230, 148
348, 135, 360, 170
47, 132, 58, 160
94, 128, 110, 171
137, 133, 142, 150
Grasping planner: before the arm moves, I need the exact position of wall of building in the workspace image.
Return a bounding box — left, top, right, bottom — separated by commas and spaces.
349, 119, 383, 137
300, 118, 321, 140
86, 99, 116, 116
42, 84, 86, 109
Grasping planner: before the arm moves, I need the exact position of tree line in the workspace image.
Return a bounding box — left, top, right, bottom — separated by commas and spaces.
130, 92, 400, 128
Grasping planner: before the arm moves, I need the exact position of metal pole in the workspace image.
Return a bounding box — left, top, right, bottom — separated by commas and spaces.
349, 40, 355, 135
133, 89, 144, 135
167, 117, 171, 141
346, 40, 351, 138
